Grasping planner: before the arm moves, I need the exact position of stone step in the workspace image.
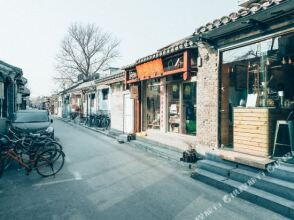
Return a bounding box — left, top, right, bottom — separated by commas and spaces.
129, 140, 181, 162
205, 152, 238, 167
197, 159, 294, 201
191, 168, 294, 219
197, 159, 236, 177
230, 168, 294, 201
267, 162, 294, 182
280, 162, 294, 169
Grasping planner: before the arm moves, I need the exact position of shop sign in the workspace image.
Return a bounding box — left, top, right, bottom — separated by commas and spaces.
130, 86, 139, 99
136, 59, 164, 80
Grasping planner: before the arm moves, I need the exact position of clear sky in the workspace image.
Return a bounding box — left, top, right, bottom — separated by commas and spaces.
0, 0, 239, 97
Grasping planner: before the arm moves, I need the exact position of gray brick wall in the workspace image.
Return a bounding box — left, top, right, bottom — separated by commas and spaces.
196, 42, 219, 149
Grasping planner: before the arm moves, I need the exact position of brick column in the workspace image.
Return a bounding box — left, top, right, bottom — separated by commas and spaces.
196, 42, 219, 149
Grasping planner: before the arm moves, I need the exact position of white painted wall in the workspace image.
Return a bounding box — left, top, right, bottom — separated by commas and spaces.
98, 87, 110, 112
57, 96, 63, 117
123, 91, 134, 134
110, 83, 124, 131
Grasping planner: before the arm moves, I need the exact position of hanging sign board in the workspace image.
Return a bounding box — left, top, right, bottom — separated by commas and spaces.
136, 59, 164, 80
130, 86, 138, 99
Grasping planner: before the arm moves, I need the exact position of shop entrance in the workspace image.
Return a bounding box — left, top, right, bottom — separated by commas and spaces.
183, 82, 197, 135
220, 33, 294, 154
145, 79, 161, 130
167, 80, 197, 135
167, 83, 180, 133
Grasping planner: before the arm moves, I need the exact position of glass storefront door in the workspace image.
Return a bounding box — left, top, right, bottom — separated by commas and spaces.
183, 82, 197, 135
167, 83, 180, 133
167, 81, 197, 135
146, 79, 161, 129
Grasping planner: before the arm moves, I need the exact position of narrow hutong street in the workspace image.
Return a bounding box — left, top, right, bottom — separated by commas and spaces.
1, 1, 294, 219
0, 119, 288, 220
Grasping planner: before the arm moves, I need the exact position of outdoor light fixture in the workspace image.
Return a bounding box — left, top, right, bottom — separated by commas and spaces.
282, 57, 286, 65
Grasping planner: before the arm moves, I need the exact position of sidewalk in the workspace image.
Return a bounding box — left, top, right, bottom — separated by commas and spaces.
57, 117, 186, 165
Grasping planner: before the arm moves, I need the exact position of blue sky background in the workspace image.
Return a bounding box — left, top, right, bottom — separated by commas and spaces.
0, 0, 240, 97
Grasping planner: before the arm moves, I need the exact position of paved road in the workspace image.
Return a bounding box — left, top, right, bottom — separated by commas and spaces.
0, 120, 289, 220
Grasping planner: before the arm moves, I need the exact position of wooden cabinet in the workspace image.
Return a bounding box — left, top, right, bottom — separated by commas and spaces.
233, 108, 291, 157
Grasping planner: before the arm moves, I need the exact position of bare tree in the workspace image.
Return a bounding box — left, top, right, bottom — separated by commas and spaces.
54, 23, 120, 88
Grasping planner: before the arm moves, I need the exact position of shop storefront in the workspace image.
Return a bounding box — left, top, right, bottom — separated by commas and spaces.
125, 46, 198, 139
166, 77, 197, 135
140, 76, 197, 136
219, 32, 294, 157
192, 0, 294, 160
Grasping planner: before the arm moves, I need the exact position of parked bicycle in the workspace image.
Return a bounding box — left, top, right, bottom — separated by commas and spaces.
84, 114, 94, 127
7, 127, 63, 153
96, 114, 111, 129
77, 113, 111, 129
0, 133, 65, 177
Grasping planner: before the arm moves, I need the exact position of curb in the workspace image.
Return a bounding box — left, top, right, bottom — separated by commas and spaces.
58, 117, 116, 138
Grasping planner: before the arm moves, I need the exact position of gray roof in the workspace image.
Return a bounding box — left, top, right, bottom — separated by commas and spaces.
0, 60, 22, 75
123, 36, 197, 70
95, 71, 124, 85
194, 0, 288, 35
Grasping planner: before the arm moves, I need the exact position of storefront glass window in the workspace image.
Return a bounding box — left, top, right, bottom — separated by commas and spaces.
220, 33, 294, 147
146, 79, 160, 129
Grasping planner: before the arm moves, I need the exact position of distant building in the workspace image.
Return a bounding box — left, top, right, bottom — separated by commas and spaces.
0, 60, 30, 133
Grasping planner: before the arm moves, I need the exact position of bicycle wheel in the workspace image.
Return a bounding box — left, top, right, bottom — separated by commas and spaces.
101, 117, 109, 129
43, 141, 63, 152
105, 117, 111, 129
35, 149, 65, 177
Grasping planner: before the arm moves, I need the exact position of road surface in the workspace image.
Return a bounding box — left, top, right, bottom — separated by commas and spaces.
0, 119, 288, 220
